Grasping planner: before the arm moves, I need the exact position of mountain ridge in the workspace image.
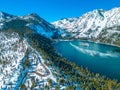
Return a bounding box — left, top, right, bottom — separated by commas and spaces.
0, 11, 57, 38
52, 7, 120, 46
0, 7, 120, 46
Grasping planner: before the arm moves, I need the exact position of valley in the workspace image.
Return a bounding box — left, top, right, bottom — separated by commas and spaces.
0, 7, 120, 90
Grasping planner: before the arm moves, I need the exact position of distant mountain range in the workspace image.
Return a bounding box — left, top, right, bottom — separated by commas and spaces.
53, 7, 120, 46
0, 7, 120, 46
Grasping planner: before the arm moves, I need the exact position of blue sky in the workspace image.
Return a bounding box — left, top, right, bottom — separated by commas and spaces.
0, 0, 120, 22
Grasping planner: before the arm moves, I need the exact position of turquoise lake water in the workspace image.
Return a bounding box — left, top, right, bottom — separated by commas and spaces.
54, 41, 120, 81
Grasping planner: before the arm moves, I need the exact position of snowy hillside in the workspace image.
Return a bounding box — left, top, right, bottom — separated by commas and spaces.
0, 31, 59, 89
0, 12, 61, 88
53, 7, 120, 46
0, 32, 27, 89
0, 12, 15, 22
22, 13, 57, 38
0, 12, 56, 38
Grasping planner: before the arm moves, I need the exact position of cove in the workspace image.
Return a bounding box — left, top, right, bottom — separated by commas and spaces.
54, 40, 120, 81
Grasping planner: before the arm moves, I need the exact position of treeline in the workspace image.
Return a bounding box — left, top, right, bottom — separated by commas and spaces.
26, 33, 120, 90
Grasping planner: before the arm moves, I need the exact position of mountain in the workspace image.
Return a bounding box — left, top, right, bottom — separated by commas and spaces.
0, 11, 15, 22
0, 12, 57, 38
0, 12, 61, 89
53, 7, 120, 46
0, 10, 120, 90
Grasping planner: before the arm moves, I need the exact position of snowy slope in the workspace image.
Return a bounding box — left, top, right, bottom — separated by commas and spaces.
0, 31, 58, 90
0, 12, 15, 22
0, 12, 16, 29
0, 12, 64, 89
52, 7, 120, 46
0, 12, 56, 38
0, 32, 28, 89
22, 13, 56, 38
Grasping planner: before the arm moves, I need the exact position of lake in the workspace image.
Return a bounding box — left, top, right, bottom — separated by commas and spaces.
54, 40, 120, 81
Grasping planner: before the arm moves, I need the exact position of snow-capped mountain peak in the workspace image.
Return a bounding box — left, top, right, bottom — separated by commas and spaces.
0, 11, 14, 22
52, 7, 120, 46
22, 13, 40, 21
0, 12, 57, 39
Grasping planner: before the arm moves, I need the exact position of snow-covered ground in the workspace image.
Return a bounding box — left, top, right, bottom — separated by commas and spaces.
0, 32, 27, 89
21, 41, 58, 89
0, 32, 66, 90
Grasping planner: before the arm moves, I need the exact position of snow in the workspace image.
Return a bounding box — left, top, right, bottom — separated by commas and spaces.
26, 24, 53, 38
0, 11, 76, 90
35, 25, 53, 38
0, 32, 57, 89
15, 38, 60, 89
0, 32, 28, 89
0, 11, 13, 22
52, 7, 120, 40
